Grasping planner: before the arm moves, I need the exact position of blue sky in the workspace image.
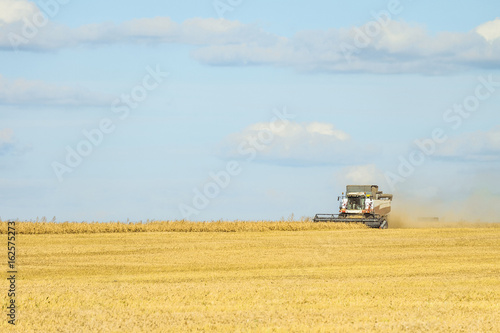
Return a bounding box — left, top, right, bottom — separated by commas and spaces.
1, 0, 500, 222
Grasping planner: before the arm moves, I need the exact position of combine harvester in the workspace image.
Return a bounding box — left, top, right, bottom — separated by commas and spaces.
314, 185, 393, 229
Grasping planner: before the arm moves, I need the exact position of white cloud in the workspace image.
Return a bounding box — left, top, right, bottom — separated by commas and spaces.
218, 121, 375, 166
180, 18, 275, 45
0, 128, 27, 156
341, 164, 385, 184
0, 5, 274, 50
435, 126, 500, 162
193, 19, 500, 74
0, 75, 111, 106
476, 18, 500, 43
0, 128, 13, 143
120, 17, 178, 41
0, 0, 38, 25
306, 122, 350, 140
120, 17, 269, 45
0, 2, 499, 74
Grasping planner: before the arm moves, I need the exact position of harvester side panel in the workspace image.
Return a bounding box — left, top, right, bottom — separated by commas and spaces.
373, 199, 392, 216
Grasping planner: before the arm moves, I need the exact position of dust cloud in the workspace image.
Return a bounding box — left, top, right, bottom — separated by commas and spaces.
388, 194, 500, 228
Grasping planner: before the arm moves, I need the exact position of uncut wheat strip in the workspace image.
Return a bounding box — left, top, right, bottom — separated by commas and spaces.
0, 220, 368, 234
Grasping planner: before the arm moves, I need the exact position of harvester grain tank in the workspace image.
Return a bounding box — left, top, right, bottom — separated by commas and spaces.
314, 185, 393, 228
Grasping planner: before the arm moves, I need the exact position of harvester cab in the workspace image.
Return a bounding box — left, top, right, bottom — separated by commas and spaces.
314, 185, 393, 228
340, 193, 373, 213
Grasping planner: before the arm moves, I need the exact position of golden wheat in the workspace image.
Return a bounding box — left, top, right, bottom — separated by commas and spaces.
0, 220, 367, 234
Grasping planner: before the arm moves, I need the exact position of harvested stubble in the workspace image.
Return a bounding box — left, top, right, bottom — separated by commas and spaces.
2, 227, 499, 332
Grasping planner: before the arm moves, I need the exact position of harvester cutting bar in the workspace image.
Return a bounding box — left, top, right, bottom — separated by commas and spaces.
313, 214, 387, 229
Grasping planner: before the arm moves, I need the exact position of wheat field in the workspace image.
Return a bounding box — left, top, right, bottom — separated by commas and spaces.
0, 220, 366, 234
1, 222, 499, 332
